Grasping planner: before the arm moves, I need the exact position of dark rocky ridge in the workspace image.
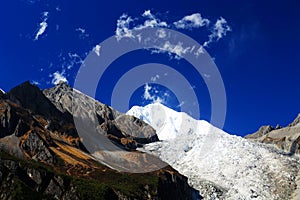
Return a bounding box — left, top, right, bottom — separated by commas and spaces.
0, 81, 201, 199
43, 82, 159, 148
0, 149, 199, 200
7, 81, 72, 122
245, 114, 300, 154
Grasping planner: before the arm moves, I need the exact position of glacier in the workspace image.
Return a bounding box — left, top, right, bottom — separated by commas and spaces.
127, 103, 300, 200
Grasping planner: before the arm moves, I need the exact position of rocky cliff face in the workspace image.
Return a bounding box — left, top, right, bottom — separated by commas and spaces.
43, 82, 159, 148
245, 114, 300, 154
0, 149, 199, 200
0, 81, 200, 200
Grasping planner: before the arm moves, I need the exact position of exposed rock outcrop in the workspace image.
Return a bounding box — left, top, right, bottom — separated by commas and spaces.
289, 114, 300, 127
43, 82, 159, 149
0, 81, 200, 200
245, 114, 300, 154
245, 125, 275, 139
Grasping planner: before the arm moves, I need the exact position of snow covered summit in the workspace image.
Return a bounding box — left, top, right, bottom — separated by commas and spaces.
127, 103, 220, 141
127, 103, 300, 200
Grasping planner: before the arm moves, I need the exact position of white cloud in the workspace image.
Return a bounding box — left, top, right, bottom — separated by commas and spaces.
53, 51, 84, 79
174, 13, 209, 29
51, 70, 68, 85
140, 10, 167, 28
115, 14, 135, 40
150, 75, 160, 82
93, 45, 101, 56
152, 41, 193, 59
203, 73, 211, 79
76, 27, 85, 34
115, 11, 167, 41
195, 46, 204, 56
143, 83, 163, 104
204, 17, 231, 47
142, 10, 152, 18
67, 52, 83, 69
26, 0, 41, 4
214, 17, 231, 39
31, 80, 40, 85
55, 6, 61, 12
76, 27, 89, 39
115, 11, 231, 55
143, 83, 152, 100
34, 11, 49, 41
156, 29, 167, 38
177, 101, 185, 108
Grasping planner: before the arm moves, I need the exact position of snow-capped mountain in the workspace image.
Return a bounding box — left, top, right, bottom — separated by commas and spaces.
0, 88, 5, 94
127, 103, 202, 140
127, 103, 300, 200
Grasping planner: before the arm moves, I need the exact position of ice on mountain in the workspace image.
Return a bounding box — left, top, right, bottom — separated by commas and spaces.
127, 103, 299, 199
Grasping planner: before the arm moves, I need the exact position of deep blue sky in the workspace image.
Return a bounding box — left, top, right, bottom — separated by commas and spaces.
0, 0, 299, 136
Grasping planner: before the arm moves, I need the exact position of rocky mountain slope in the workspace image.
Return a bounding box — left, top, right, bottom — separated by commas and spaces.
127, 103, 300, 200
245, 114, 300, 154
0, 81, 199, 200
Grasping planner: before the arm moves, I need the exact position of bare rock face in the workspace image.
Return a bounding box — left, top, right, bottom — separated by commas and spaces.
245, 125, 274, 139
0, 101, 20, 137
289, 114, 300, 127
43, 82, 120, 123
114, 115, 159, 143
0, 89, 4, 98
0, 135, 24, 159
7, 81, 70, 121
43, 82, 159, 148
0, 81, 199, 200
245, 114, 300, 154
21, 131, 56, 164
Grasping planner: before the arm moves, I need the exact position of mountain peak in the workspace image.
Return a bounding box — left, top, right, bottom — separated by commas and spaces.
52, 81, 73, 92
245, 113, 300, 155
7, 81, 66, 119
130, 103, 299, 199
127, 103, 212, 141
289, 113, 300, 127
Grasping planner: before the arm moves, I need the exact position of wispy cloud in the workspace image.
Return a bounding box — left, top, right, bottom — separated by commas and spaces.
151, 41, 197, 60
55, 6, 61, 12
31, 80, 40, 85
75, 27, 89, 39
34, 11, 49, 41
24, 0, 41, 4
115, 10, 167, 41
50, 70, 68, 85
174, 13, 209, 29
115, 11, 231, 58
115, 14, 135, 40
204, 17, 231, 47
143, 83, 163, 104
140, 10, 167, 28
177, 101, 185, 108
203, 73, 211, 79
150, 74, 160, 82
67, 52, 84, 69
